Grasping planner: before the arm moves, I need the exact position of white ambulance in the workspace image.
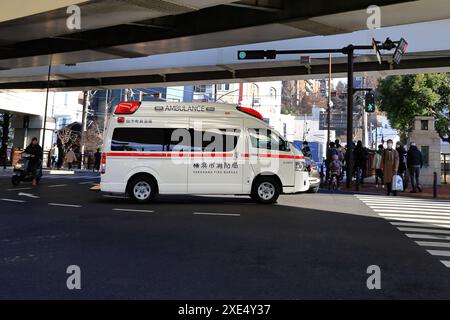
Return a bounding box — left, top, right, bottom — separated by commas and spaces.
100, 101, 310, 204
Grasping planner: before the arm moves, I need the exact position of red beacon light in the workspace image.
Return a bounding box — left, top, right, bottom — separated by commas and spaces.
236, 106, 264, 120
114, 101, 142, 115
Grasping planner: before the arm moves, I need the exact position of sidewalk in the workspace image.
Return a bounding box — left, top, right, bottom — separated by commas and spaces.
336, 178, 450, 199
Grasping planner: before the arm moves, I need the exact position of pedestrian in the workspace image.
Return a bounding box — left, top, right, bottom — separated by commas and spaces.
0, 144, 7, 169
328, 154, 343, 190
396, 142, 408, 190
94, 148, 101, 172
65, 148, 77, 170
407, 141, 423, 193
24, 137, 43, 187
381, 139, 399, 196
302, 141, 312, 158
354, 141, 367, 184
49, 143, 59, 169
373, 144, 384, 188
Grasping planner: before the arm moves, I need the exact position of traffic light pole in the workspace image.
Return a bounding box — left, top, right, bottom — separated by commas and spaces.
238, 40, 401, 189
345, 46, 354, 189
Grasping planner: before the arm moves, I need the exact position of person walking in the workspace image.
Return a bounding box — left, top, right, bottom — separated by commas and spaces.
49, 143, 59, 169
65, 148, 77, 170
407, 141, 423, 193
94, 148, 101, 172
373, 144, 384, 188
381, 139, 399, 196
396, 142, 408, 190
354, 141, 367, 185
302, 141, 312, 158
24, 137, 43, 187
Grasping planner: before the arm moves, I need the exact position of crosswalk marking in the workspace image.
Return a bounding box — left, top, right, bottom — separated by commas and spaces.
441, 261, 450, 267
399, 228, 450, 234
406, 234, 450, 240
427, 250, 450, 257
415, 241, 450, 248
356, 195, 450, 268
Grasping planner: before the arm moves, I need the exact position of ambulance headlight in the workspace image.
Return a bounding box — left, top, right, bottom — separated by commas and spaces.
295, 161, 306, 171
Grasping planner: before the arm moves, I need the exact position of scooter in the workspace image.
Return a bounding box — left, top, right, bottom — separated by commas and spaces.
11, 153, 42, 186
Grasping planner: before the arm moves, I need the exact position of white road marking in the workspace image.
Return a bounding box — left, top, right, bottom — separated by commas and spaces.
8, 187, 32, 191
415, 241, 450, 248
113, 208, 154, 213
1, 198, 25, 203
385, 217, 450, 224
48, 184, 68, 188
427, 250, 450, 257
376, 210, 450, 216
18, 192, 40, 199
371, 205, 450, 212
79, 181, 95, 185
357, 195, 450, 269
398, 227, 450, 234
406, 234, 450, 240
379, 213, 450, 220
48, 203, 82, 208
391, 222, 450, 228
193, 212, 240, 217
440, 261, 450, 268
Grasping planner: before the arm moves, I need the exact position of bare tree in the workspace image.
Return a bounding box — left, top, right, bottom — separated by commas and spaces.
57, 125, 81, 155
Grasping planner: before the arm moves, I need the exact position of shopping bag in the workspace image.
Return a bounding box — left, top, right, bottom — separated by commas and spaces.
392, 175, 403, 192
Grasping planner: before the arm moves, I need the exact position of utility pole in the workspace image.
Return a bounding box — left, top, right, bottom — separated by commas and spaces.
41, 55, 52, 167
80, 91, 89, 169
326, 54, 332, 151
345, 46, 354, 189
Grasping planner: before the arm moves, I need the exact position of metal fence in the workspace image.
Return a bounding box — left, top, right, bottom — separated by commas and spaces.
442, 153, 450, 184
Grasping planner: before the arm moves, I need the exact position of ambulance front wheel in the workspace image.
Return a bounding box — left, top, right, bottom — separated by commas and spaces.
251, 176, 281, 204
128, 175, 157, 203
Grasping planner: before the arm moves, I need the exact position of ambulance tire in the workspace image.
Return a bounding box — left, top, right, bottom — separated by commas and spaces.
251, 176, 281, 204
128, 175, 157, 203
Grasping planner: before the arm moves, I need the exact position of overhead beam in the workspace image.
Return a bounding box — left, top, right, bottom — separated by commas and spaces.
0, 0, 418, 61
1, 56, 449, 90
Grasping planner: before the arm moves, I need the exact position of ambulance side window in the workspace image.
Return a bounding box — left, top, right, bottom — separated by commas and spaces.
191, 129, 240, 152
249, 129, 288, 151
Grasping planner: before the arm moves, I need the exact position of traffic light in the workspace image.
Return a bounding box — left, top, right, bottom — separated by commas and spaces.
237, 50, 277, 60
365, 92, 376, 113
393, 38, 408, 64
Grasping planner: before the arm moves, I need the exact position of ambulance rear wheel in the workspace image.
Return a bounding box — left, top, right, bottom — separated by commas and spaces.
251, 176, 280, 204
128, 175, 157, 203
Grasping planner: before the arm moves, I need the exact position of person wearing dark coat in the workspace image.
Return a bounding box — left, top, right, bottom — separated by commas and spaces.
354, 140, 367, 184
396, 142, 408, 189
24, 137, 43, 186
407, 142, 423, 193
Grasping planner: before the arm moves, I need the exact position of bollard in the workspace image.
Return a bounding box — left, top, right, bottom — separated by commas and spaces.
433, 171, 437, 198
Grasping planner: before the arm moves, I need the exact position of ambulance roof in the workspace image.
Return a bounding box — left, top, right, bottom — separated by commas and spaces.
113, 101, 264, 120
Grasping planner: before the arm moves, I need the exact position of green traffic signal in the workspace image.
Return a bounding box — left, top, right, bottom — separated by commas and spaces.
365, 92, 376, 113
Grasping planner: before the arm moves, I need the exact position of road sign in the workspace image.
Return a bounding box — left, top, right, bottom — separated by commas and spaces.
372, 38, 382, 64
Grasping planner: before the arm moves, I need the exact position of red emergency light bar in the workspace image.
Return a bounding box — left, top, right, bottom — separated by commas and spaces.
237, 106, 263, 120
114, 101, 142, 115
